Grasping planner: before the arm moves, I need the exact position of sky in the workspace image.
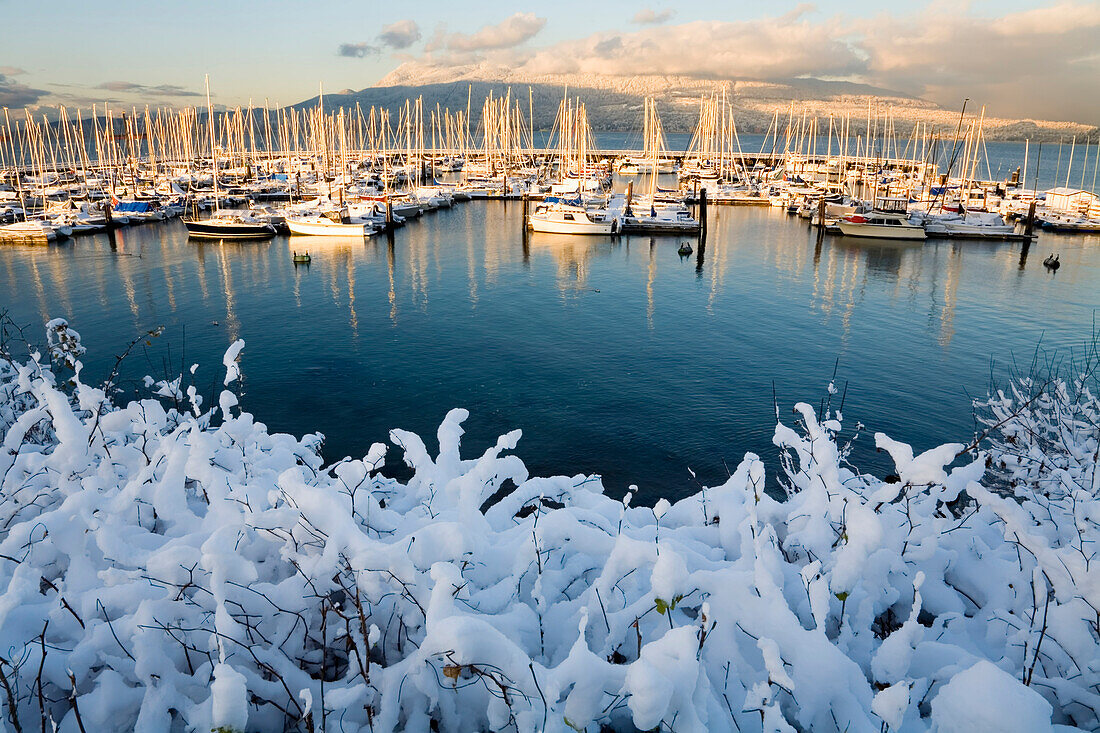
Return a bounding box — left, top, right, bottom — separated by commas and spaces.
2, 0, 1098, 125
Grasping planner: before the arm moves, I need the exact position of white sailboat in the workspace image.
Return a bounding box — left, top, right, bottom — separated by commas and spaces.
287, 215, 373, 236
0, 220, 66, 242
617, 110, 700, 234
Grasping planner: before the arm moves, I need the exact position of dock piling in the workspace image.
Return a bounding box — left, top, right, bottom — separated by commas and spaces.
699, 189, 708, 244
522, 195, 529, 245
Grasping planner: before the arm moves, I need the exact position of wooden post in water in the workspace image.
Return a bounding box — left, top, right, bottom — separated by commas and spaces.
625, 181, 634, 217
385, 198, 393, 230
1024, 199, 1037, 240
699, 188, 708, 244
522, 194, 529, 235
817, 196, 826, 230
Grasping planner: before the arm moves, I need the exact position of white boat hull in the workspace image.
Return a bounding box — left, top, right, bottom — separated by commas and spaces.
287, 219, 371, 237
836, 222, 926, 240
0, 221, 56, 242
528, 216, 614, 235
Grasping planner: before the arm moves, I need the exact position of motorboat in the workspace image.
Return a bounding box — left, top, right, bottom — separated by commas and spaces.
528, 198, 617, 235
619, 205, 701, 235
836, 211, 926, 240
1039, 214, 1100, 233
916, 211, 1017, 239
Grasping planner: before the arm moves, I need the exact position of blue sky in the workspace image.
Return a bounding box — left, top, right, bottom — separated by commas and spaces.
2, 1, 1097, 123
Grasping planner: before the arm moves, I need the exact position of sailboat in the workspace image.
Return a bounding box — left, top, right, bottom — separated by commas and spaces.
287, 207, 374, 236
615, 98, 676, 174
527, 99, 616, 234
183, 76, 276, 240
618, 106, 700, 234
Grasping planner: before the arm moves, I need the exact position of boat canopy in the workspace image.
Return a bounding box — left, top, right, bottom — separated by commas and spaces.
543, 195, 584, 207
113, 201, 155, 213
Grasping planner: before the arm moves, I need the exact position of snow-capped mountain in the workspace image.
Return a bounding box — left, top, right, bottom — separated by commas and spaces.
292, 62, 1096, 141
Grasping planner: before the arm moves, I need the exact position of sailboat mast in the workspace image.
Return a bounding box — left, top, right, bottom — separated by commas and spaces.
205, 74, 218, 213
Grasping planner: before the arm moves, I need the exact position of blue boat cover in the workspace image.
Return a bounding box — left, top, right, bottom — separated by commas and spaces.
544, 195, 583, 206
114, 201, 153, 213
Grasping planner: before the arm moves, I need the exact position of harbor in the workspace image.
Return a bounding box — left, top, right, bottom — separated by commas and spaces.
3, 92, 1099, 246
3, 88, 1098, 489
3, 90, 1098, 485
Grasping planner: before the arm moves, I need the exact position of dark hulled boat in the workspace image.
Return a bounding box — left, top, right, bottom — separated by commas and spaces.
183, 214, 276, 239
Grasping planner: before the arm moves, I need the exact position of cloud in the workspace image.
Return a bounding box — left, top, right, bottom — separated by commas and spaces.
98, 81, 142, 92
0, 66, 27, 76
378, 20, 421, 49
96, 81, 201, 97
392, 2, 1100, 124
852, 1, 1100, 120
632, 8, 674, 25
0, 74, 48, 107
148, 84, 201, 97
432, 12, 546, 53
42, 87, 124, 108
593, 36, 623, 58
519, 15, 864, 80
337, 42, 381, 58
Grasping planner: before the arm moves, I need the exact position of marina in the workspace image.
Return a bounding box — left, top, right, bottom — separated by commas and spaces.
3, 92, 1100, 490
3, 92, 1099, 247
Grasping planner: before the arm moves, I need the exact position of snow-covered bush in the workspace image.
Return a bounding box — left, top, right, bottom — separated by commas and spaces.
0, 319, 1097, 732
975, 348, 1099, 499
44, 318, 85, 371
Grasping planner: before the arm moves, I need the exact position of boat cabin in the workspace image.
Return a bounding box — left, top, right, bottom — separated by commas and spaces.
846, 213, 910, 226
874, 196, 909, 214
1045, 187, 1100, 216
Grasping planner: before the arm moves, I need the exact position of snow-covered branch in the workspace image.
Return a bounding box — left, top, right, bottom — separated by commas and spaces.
0, 320, 1097, 732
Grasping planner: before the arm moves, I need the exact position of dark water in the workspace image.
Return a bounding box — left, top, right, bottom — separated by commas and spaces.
3, 205, 1099, 499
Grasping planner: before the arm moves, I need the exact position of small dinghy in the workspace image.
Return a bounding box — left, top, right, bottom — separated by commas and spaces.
292, 252, 311, 264
678, 242, 694, 256
1043, 253, 1060, 270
